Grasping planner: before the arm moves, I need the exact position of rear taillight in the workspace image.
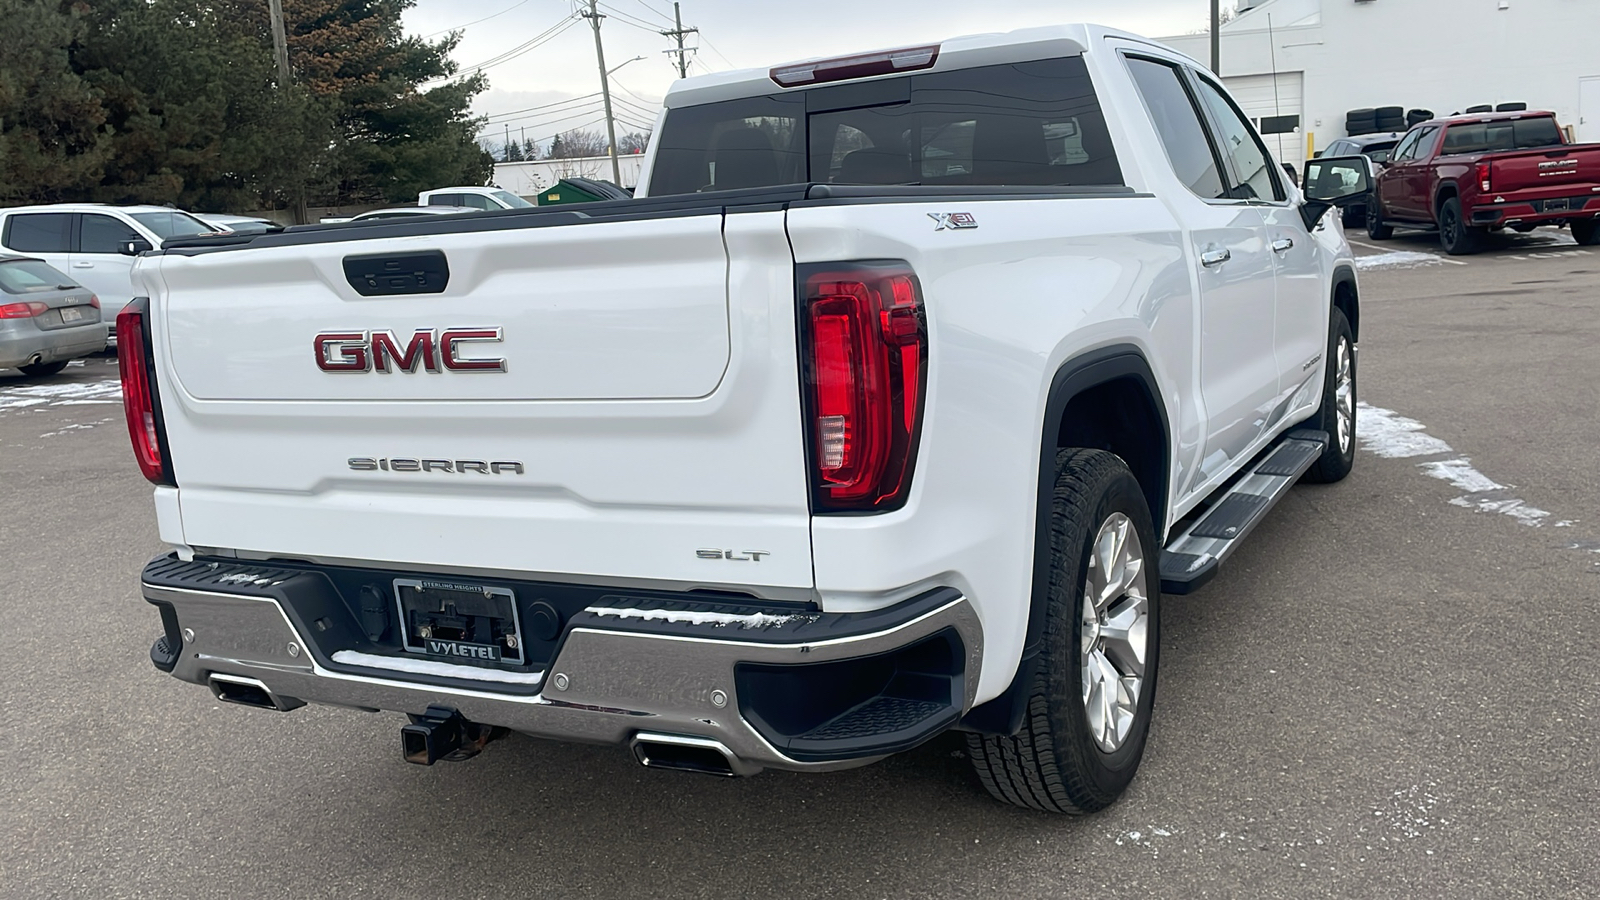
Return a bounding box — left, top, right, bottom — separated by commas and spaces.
800, 262, 927, 511
89, 295, 101, 310
0, 301, 49, 319
117, 298, 175, 486
1477, 161, 1492, 193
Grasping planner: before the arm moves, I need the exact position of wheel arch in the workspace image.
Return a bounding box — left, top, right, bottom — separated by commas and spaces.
959, 344, 1171, 735
1434, 179, 1461, 218
1331, 264, 1360, 341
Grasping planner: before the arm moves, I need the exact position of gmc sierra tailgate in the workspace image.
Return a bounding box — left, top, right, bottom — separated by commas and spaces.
1488, 144, 1600, 196
146, 211, 816, 590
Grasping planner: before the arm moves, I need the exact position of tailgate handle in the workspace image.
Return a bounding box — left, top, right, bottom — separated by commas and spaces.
343, 250, 449, 297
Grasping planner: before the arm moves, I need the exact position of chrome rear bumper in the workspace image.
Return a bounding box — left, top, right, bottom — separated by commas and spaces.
143, 566, 982, 775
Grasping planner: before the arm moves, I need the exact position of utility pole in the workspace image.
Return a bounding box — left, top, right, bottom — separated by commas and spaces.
267, 0, 304, 224
581, 0, 623, 186
268, 0, 291, 86
661, 2, 699, 79
1210, 0, 1221, 74
504, 124, 512, 161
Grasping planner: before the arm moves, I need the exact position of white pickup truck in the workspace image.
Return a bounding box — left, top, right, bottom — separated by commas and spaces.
123, 25, 1372, 813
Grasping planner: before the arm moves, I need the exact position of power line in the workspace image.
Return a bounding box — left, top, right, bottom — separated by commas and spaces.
596, 3, 667, 33
628, 0, 674, 25
698, 34, 736, 69
421, 0, 536, 39
452, 14, 580, 76
481, 101, 607, 131
483, 92, 603, 123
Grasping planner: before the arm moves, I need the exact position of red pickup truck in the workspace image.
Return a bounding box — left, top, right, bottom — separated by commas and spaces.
1365, 110, 1600, 254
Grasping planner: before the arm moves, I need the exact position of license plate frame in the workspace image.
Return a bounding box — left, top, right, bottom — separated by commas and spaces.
60, 307, 85, 323
393, 578, 525, 666
1544, 198, 1570, 212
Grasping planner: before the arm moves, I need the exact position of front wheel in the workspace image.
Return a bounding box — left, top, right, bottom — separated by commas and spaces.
18, 360, 69, 377
1572, 219, 1600, 246
1438, 197, 1482, 255
1303, 309, 1357, 484
967, 449, 1160, 814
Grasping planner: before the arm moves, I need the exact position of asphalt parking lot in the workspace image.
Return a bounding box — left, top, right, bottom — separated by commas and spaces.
1, 227, 1596, 899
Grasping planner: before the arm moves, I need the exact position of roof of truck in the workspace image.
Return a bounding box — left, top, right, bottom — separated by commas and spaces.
662, 24, 1178, 109
1425, 110, 1557, 127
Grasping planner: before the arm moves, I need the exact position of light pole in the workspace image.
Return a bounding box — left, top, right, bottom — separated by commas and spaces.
1210, 0, 1221, 74
608, 55, 646, 77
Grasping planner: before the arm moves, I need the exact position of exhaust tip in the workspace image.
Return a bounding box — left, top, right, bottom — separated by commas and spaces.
207, 673, 302, 711
631, 732, 746, 777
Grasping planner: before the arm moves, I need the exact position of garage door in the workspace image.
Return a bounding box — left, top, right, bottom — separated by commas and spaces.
1223, 72, 1306, 168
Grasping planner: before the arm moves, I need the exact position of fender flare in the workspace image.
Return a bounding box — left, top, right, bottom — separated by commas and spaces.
1331, 264, 1360, 340
960, 344, 1170, 735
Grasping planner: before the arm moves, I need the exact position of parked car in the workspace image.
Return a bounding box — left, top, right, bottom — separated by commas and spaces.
120, 24, 1370, 814
1319, 133, 1402, 224
196, 214, 283, 235
0, 254, 106, 376
347, 206, 479, 223
0, 204, 221, 345
1365, 111, 1600, 253
418, 186, 534, 210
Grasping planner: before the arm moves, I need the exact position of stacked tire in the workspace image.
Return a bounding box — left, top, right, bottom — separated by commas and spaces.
1346, 107, 1377, 136
1406, 108, 1434, 128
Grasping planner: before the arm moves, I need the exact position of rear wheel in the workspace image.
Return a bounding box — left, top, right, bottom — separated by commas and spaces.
1438, 197, 1482, 255
967, 449, 1159, 814
1572, 219, 1600, 246
18, 360, 69, 377
1366, 198, 1393, 240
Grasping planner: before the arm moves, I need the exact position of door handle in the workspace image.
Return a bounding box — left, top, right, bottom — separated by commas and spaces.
1200, 247, 1231, 267
72, 261, 94, 268
1272, 238, 1294, 252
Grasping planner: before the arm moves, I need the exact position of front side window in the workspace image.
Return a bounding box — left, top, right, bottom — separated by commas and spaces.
80, 214, 142, 253
649, 56, 1121, 195
129, 211, 215, 240
1124, 57, 1226, 200
3, 213, 73, 253
1192, 76, 1285, 202
490, 190, 534, 208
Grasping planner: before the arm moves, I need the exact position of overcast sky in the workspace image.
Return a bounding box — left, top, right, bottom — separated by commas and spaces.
401, 0, 1218, 147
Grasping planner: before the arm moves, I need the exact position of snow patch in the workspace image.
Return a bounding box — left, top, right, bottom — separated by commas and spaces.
1419, 458, 1504, 494
586, 607, 820, 629
1356, 403, 1454, 458
1354, 250, 1442, 271
0, 379, 122, 412
331, 650, 546, 686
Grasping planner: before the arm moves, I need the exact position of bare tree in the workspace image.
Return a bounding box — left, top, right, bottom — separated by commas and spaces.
618, 131, 652, 155
547, 129, 608, 159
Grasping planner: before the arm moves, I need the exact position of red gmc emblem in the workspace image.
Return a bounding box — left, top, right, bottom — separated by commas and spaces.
314, 328, 506, 373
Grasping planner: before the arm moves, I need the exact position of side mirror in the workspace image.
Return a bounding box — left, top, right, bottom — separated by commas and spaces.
1299, 155, 1373, 229
119, 238, 154, 256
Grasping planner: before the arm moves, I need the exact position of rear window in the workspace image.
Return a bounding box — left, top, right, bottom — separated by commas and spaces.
0, 259, 74, 294
649, 57, 1121, 195
3, 213, 73, 254
1441, 117, 1563, 155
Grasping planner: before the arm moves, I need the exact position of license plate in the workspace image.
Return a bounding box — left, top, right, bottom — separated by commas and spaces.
1545, 198, 1570, 212
394, 578, 524, 665
60, 307, 84, 323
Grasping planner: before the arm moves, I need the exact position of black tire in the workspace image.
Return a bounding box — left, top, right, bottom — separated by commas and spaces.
1366, 197, 1393, 240
967, 449, 1160, 814
1302, 309, 1357, 484
1572, 219, 1600, 246
18, 360, 69, 377
1438, 196, 1482, 255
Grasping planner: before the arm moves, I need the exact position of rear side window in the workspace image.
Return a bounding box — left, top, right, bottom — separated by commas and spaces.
648, 57, 1120, 194
1192, 75, 1285, 202
1124, 57, 1226, 200
0, 259, 74, 294
3, 213, 73, 253
1441, 117, 1563, 155
80, 214, 142, 253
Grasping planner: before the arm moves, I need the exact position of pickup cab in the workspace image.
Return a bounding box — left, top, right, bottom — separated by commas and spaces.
122, 25, 1370, 813
1366, 110, 1600, 253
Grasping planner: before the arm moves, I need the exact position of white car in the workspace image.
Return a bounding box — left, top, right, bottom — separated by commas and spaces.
348, 206, 478, 223
417, 186, 534, 210
196, 214, 282, 235
120, 25, 1371, 812
0, 204, 220, 345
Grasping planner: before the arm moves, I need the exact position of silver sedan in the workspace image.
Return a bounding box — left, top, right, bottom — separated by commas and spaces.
0, 255, 108, 376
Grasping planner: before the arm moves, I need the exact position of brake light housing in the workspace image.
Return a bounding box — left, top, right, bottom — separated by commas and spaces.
117, 297, 175, 486
799, 262, 927, 512
1477, 161, 1492, 193
0, 301, 49, 319
770, 44, 940, 87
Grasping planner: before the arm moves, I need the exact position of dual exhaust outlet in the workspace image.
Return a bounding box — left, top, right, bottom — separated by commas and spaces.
206, 673, 748, 776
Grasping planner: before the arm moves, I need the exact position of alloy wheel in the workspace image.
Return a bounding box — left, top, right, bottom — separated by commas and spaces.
1335, 336, 1354, 454
1080, 512, 1150, 753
